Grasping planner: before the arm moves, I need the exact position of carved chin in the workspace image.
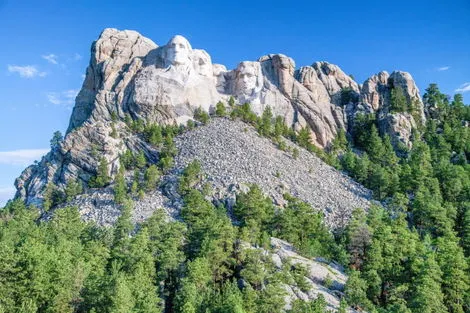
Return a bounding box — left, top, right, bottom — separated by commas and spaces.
172, 57, 189, 65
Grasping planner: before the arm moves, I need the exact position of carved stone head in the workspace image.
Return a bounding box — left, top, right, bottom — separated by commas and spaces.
235, 61, 263, 98
165, 35, 192, 67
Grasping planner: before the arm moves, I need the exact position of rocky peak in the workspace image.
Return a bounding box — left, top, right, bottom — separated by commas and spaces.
357, 70, 425, 150
69, 28, 157, 131
311, 61, 360, 102
360, 71, 389, 111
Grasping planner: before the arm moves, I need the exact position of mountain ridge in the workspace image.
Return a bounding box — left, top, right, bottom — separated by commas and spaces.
15, 28, 420, 216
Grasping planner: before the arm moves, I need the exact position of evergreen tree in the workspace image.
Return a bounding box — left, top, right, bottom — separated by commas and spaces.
194, 107, 210, 124
366, 125, 384, 164
50, 130, 64, 149
409, 238, 446, 313
136, 151, 147, 169
215, 101, 227, 117
297, 127, 311, 148
89, 157, 111, 188
144, 165, 160, 192
114, 171, 127, 204
345, 270, 373, 311
64, 178, 83, 202
390, 86, 408, 113
435, 233, 469, 313
258, 106, 273, 137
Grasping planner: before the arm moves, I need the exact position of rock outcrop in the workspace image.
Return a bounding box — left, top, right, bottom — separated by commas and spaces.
354, 70, 425, 150
268, 238, 359, 312
15, 27, 422, 216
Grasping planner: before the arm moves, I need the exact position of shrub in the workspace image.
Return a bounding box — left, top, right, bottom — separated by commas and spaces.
215, 101, 226, 117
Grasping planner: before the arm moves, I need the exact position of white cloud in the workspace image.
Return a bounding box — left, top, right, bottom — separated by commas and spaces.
0, 186, 16, 207
7, 65, 47, 78
455, 82, 470, 93
0, 149, 49, 166
437, 66, 450, 71
74, 53, 82, 61
42, 53, 59, 65
46, 89, 79, 108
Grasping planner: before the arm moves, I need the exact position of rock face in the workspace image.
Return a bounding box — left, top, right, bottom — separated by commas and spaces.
268, 238, 359, 312
15, 27, 422, 214
354, 70, 425, 150
70, 28, 364, 148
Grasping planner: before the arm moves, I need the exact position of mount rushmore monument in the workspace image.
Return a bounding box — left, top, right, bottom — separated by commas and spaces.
15, 28, 425, 207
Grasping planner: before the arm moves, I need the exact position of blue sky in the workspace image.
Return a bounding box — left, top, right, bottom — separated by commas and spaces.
0, 0, 469, 205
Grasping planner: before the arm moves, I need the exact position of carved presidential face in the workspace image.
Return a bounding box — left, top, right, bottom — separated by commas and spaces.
166, 35, 192, 66
192, 49, 212, 77
236, 62, 262, 96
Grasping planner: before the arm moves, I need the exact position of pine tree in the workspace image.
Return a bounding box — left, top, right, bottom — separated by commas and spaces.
258, 106, 273, 137
64, 178, 83, 202
215, 101, 227, 117
435, 233, 469, 313
366, 125, 385, 164
331, 129, 348, 154
144, 165, 160, 192
136, 151, 147, 169
297, 127, 311, 148
409, 237, 446, 313
50, 130, 63, 149
89, 157, 111, 188
345, 270, 373, 311
114, 171, 127, 204
390, 86, 408, 113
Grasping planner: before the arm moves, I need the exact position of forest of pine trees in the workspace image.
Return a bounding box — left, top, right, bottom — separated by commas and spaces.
0, 84, 469, 312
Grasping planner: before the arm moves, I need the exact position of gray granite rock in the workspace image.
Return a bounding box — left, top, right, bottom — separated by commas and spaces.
174, 118, 372, 228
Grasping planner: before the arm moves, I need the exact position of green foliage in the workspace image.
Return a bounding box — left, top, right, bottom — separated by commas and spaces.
390, 86, 408, 113
50, 130, 63, 149
234, 185, 275, 245
143, 165, 160, 192
178, 160, 202, 195
159, 156, 174, 173
275, 195, 337, 259
43, 182, 65, 211
64, 178, 83, 202
352, 113, 376, 149
114, 171, 127, 204
258, 106, 273, 137
135, 151, 147, 169
296, 127, 311, 148
110, 123, 118, 138
345, 270, 373, 311
290, 294, 328, 313
215, 101, 227, 117
144, 123, 163, 146
292, 148, 300, 160
330, 129, 348, 153
89, 157, 111, 188
228, 96, 235, 107
3, 83, 470, 313
230, 102, 258, 124
120, 150, 134, 170
194, 107, 210, 125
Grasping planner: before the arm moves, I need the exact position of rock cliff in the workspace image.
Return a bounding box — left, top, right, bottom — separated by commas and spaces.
15, 28, 422, 217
